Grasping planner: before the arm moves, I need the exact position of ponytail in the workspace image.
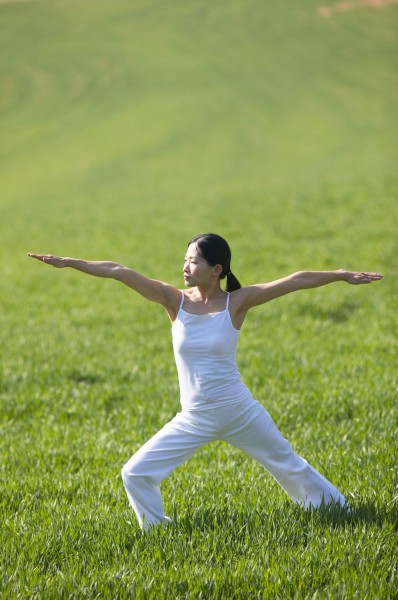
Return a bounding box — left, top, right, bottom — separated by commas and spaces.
225, 271, 241, 292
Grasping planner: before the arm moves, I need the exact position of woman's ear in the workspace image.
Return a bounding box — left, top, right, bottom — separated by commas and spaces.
213, 264, 223, 278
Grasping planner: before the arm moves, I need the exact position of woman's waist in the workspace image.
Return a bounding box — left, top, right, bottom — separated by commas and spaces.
178, 376, 250, 401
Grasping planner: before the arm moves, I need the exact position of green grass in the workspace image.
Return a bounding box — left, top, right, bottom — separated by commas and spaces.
1, 0, 397, 598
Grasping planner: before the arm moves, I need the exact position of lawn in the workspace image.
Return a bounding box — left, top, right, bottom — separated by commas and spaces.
0, 0, 397, 598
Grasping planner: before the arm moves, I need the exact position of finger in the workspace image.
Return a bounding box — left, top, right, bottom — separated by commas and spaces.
359, 272, 383, 283
27, 253, 44, 259
27, 253, 52, 263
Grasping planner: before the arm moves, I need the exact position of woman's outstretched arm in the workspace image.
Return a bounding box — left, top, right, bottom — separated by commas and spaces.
235, 269, 383, 311
27, 253, 182, 316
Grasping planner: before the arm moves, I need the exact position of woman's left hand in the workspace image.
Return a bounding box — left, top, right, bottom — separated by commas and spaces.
344, 271, 383, 285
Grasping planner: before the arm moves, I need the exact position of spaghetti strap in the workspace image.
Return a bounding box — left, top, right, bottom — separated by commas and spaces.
179, 290, 185, 312
226, 292, 230, 311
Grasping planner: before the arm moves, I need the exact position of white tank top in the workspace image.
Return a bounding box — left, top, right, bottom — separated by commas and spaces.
171, 291, 252, 410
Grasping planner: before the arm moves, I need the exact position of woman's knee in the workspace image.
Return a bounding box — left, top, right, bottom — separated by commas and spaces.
121, 455, 142, 483
121, 452, 157, 486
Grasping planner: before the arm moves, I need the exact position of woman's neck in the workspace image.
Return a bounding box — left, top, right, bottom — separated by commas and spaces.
189, 284, 225, 305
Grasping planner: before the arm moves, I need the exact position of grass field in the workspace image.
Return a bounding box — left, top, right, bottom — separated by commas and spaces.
1, 0, 397, 598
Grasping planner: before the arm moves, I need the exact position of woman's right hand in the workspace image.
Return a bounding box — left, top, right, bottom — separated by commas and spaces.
27, 253, 68, 268
27, 253, 182, 320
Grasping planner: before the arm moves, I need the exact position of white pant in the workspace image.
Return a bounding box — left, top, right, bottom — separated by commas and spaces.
121, 399, 346, 530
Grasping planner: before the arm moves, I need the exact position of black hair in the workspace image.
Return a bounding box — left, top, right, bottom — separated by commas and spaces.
188, 233, 242, 292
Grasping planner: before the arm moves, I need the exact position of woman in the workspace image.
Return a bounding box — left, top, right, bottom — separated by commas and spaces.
28, 234, 382, 530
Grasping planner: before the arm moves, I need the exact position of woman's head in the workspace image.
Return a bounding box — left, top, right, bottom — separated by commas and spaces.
187, 233, 241, 292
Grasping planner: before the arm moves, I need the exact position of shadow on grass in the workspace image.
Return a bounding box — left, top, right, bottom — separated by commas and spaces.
162, 499, 398, 536
344, 500, 398, 530
123, 499, 397, 546
285, 499, 398, 530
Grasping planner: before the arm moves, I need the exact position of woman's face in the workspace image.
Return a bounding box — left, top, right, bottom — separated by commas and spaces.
183, 243, 216, 287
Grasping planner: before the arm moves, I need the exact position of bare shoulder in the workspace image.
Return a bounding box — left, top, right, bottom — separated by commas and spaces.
162, 283, 183, 315
228, 287, 249, 307
228, 286, 259, 310
228, 287, 254, 329
228, 284, 280, 328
